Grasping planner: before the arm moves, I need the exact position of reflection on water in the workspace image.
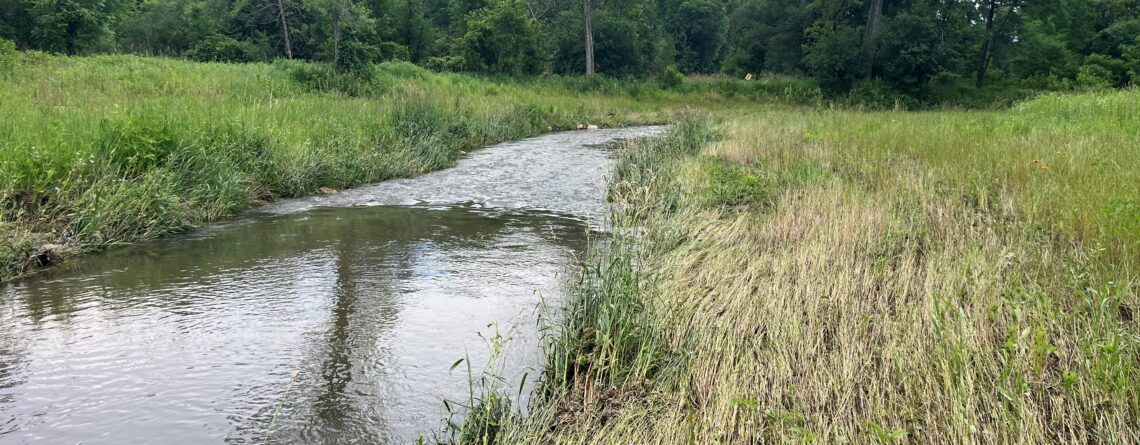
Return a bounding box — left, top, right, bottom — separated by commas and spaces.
0, 126, 668, 444
1, 206, 584, 444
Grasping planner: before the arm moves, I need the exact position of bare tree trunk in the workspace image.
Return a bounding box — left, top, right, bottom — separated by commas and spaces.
65, 21, 78, 56
332, 0, 343, 71
583, 0, 595, 75
862, 0, 884, 77
975, 0, 997, 87
276, 0, 294, 59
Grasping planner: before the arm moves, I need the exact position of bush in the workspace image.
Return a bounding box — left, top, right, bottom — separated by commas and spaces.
661, 65, 684, 89
924, 73, 1038, 108
842, 80, 917, 110
184, 35, 256, 63
336, 40, 380, 77
1076, 63, 1116, 91
703, 158, 774, 207
449, 2, 541, 75
780, 81, 824, 105
0, 38, 17, 74
279, 59, 387, 97
1125, 39, 1140, 85
1080, 54, 1130, 88
376, 61, 429, 79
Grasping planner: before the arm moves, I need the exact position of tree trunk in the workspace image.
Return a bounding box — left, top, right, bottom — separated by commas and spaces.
276, 0, 294, 59
65, 20, 78, 56
861, 0, 884, 77
975, 0, 997, 87
583, 0, 594, 75
332, 0, 343, 71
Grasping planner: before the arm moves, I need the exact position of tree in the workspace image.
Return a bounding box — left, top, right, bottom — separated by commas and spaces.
666, 0, 726, 73
229, 0, 312, 59
116, 0, 226, 56
802, 0, 863, 92
583, 0, 594, 74
1124, 36, 1140, 84
446, 0, 489, 36
29, 0, 122, 54
975, 0, 1023, 86
277, 0, 294, 58
862, 0, 883, 76
722, 0, 810, 75
319, 0, 369, 68
552, 4, 656, 76
449, 0, 539, 74
0, 0, 38, 49
803, 21, 863, 93
394, 0, 434, 62
874, 4, 953, 94
1005, 19, 1078, 82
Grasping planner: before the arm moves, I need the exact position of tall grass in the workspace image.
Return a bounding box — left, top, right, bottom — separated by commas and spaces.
448, 91, 1139, 443
0, 54, 757, 281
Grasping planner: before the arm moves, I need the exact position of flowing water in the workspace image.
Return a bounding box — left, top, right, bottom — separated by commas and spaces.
0, 126, 668, 445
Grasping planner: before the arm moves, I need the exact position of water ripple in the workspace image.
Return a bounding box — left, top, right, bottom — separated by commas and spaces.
0, 127, 664, 444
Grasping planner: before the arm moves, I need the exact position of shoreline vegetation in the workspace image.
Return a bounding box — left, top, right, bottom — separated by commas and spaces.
447, 93, 1138, 443
0, 52, 815, 282
3, 0, 1139, 437
1, 47, 1137, 443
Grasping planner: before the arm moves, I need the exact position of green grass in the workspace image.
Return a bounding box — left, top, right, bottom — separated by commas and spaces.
4, 51, 1136, 443
0, 53, 781, 281
444, 92, 1139, 444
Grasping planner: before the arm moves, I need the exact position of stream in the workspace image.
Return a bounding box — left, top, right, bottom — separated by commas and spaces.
0, 126, 668, 444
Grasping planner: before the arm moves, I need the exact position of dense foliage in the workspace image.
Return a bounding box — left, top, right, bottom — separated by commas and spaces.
2, 0, 1138, 100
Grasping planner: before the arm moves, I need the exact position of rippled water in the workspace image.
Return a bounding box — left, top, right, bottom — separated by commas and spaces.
0, 126, 668, 444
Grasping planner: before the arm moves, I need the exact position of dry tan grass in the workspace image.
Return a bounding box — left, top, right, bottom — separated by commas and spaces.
496, 106, 1138, 444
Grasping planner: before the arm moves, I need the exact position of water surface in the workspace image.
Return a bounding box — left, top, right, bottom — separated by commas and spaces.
0, 126, 667, 444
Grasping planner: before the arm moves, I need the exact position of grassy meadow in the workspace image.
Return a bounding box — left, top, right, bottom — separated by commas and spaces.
454, 91, 1139, 444
0, 53, 815, 281
1, 52, 1137, 443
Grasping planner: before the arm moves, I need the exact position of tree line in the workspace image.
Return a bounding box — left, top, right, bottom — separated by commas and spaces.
2, 0, 1138, 97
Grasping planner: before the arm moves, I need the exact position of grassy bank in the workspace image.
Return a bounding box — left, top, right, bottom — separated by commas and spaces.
455, 91, 1139, 443
0, 53, 797, 282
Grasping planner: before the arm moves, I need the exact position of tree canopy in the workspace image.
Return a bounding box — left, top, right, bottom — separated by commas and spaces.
3, 0, 1138, 98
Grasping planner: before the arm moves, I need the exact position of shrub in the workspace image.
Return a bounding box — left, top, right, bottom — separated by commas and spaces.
336, 40, 379, 77
376, 61, 429, 79
1078, 54, 1132, 88
703, 158, 774, 207
1076, 63, 1116, 91
0, 38, 17, 74
280, 59, 387, 97
661, 65, 684, 89
449, 2, 541, 75
184, 35, 256, 63
842, 80, 917, 110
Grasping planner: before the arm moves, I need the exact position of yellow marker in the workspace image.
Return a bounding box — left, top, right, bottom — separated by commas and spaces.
745, 73, 753, 81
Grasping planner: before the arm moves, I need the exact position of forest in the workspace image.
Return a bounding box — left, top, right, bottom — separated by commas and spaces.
2, 0, 1139, 104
